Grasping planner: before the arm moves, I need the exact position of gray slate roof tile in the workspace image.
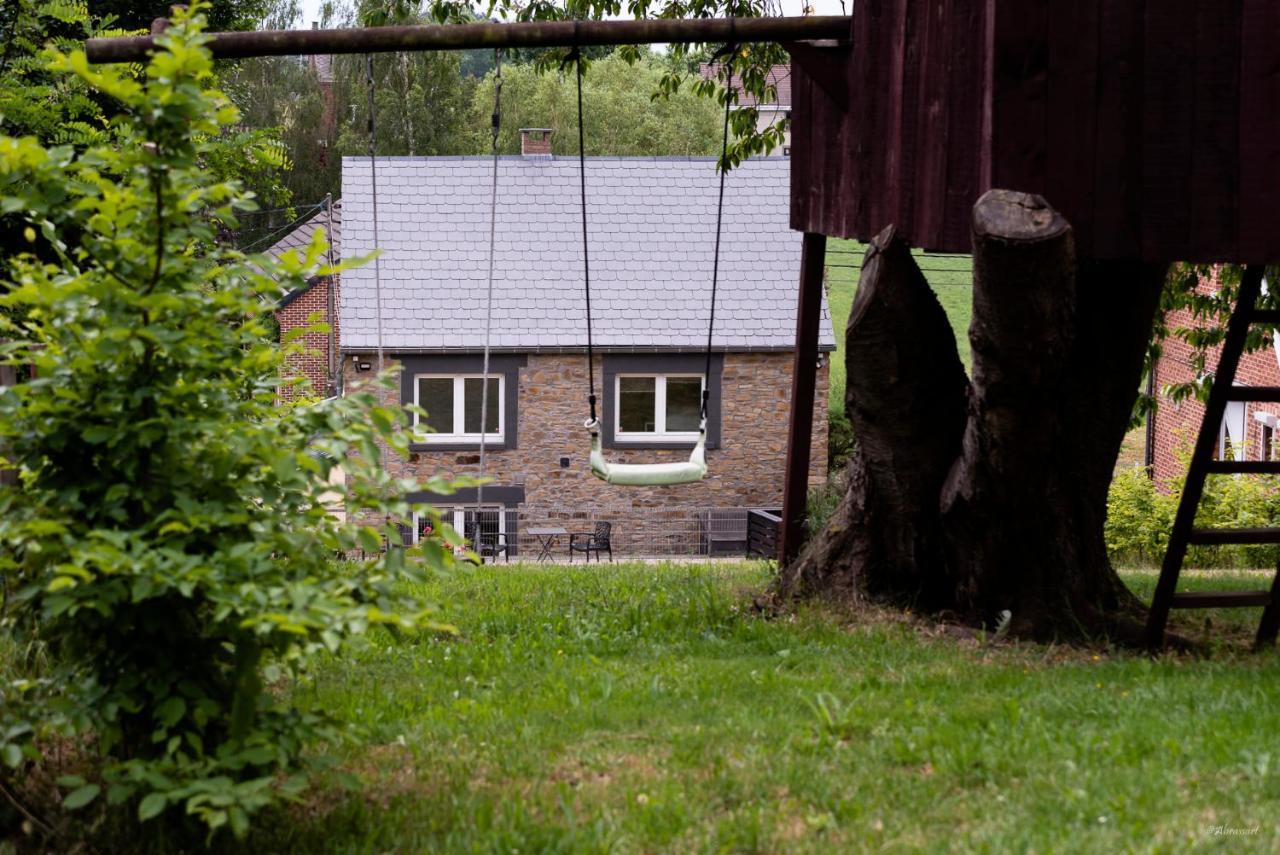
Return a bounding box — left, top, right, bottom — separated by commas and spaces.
338, 156, 834, 351
267, 199, 341, 264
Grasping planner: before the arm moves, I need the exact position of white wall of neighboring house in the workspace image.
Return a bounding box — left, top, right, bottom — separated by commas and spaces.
745, 105, 792, 154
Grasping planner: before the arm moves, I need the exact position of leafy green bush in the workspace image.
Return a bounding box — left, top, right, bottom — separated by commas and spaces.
1106, 463, 1280, 568
827, 409, 855, 473
0, 5, 463, 839
1104, 468, 1175, 565
805, 468, 848, 537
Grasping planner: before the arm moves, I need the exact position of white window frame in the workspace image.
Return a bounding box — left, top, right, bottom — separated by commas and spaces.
412, 506, 506, 544
614, 373, 704, 442
1218, 400, 1247, 461
413, 374, 504, 444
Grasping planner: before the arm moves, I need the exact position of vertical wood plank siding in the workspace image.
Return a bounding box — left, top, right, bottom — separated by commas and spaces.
789, 0, 1280, 264
1188, 0, 1240, 261
1090, 0, 1145, 260
1140, 0, 1195, 261
1238, 1, 1280, 263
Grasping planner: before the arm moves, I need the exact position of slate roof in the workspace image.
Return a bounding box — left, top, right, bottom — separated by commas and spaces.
339, 156, 834, 352
267, 199, 341, 263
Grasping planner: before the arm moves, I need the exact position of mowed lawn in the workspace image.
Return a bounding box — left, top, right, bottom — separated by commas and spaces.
826, 239, 973, 417
254, 562, 1280, 853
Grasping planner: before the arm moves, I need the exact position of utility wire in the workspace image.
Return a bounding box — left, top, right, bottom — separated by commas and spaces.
239, 202, 327, 253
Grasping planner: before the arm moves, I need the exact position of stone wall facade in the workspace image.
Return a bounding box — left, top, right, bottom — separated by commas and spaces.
344, 350, 828, 512
1152, 270, 1280, 483
276, 276, 339, 400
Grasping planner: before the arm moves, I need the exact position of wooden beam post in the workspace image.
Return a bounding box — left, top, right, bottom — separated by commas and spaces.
779, 231, 827, 565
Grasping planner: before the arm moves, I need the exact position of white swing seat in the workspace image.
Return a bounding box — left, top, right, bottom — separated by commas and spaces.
587, 419, 708, 486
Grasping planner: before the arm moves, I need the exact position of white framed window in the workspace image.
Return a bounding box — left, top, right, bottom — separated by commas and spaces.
614, 374, 704, 441
413, 374, 503, 443
412, 507, 506, 543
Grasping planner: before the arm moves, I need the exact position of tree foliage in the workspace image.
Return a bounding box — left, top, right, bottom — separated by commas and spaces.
1, 0, 292, 256
220, 0, 477, 245
333, 50, 477, 160
0, 5, 466, 837
86, 0, 272, 32
467, 51, 724, 156
427, 0, 791, 167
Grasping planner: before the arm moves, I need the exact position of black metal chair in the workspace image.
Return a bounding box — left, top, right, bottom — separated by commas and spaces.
569, 521, 613, 563
465, 522, 509, 563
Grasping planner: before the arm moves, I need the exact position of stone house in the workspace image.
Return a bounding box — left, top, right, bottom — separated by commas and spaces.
1151, 270, 1280, 483
275, 139, 834, 557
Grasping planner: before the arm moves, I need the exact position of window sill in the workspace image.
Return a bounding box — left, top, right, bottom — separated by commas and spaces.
410, 440, 505, 452
606, 439, 709, 451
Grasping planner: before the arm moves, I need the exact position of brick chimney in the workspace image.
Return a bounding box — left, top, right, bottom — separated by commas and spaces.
520, 128, 553, 157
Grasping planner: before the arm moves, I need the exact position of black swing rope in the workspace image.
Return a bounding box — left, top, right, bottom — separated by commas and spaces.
474, 47, 502, 554
573, 42, 734, 427
704, 46, 735, 421
572, 50, 598, 426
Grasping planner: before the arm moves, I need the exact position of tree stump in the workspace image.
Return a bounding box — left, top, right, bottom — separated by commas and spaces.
778, 190, 1167, 641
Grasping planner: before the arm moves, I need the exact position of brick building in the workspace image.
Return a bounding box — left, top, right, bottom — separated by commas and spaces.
1151, 270, 1280, 483
270, 199, 340, 399
325, 141, 833, 557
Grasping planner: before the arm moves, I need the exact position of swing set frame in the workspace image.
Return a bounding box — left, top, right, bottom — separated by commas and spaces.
86, 12, 845, 565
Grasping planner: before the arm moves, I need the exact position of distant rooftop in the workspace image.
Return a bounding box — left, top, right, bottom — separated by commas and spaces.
267, 199, 341, 264
698, 63, 792, 110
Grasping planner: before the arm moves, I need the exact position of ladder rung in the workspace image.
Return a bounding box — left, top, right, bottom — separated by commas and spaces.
1205, 460, 1280, 474
1188, 527, 1280, 544
1171, 590, 1272, 609
1225, 387, 1280, 401
1248, 310, 1280, 324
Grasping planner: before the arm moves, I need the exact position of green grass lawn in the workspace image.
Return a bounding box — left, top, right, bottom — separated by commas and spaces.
826, 240, 973, 418
249, 561, 1280, 853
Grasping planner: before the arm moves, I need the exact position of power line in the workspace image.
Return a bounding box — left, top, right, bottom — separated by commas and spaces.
239, 202, 327, 253
236, 202, 329, 217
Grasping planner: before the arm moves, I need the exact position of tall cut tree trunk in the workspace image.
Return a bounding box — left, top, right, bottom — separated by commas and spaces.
780, 226, 968, 607
778, 190, 1167, 641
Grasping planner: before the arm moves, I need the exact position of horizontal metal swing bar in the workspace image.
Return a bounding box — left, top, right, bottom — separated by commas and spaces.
1204, 460, 1280, 474
1187, 527, 1280, 545
1171, 590, 1272, 609
1225, 386, 1280, 401
86, 15, 852, 64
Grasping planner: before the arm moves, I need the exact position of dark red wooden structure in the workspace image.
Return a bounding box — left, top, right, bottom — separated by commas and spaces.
789, 0, 1280, 264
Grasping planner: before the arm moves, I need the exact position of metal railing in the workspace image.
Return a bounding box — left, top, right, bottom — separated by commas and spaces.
417, 504, 766, 561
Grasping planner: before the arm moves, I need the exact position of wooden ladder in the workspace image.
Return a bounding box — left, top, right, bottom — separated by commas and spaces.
1145, 265, 1280, 650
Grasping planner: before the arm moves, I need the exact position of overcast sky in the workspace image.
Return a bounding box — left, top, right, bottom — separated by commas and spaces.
291, 0, 851, 29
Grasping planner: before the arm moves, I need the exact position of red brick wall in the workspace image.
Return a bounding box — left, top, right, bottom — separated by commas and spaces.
520, 129, 552, 156
276, 276, 339, 399
1152, 269, 1280, 482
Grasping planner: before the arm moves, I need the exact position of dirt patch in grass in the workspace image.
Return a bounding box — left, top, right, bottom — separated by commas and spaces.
546, 746, 671, 796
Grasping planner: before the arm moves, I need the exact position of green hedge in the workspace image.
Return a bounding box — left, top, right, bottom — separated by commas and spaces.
1106, 465, 1280, 568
